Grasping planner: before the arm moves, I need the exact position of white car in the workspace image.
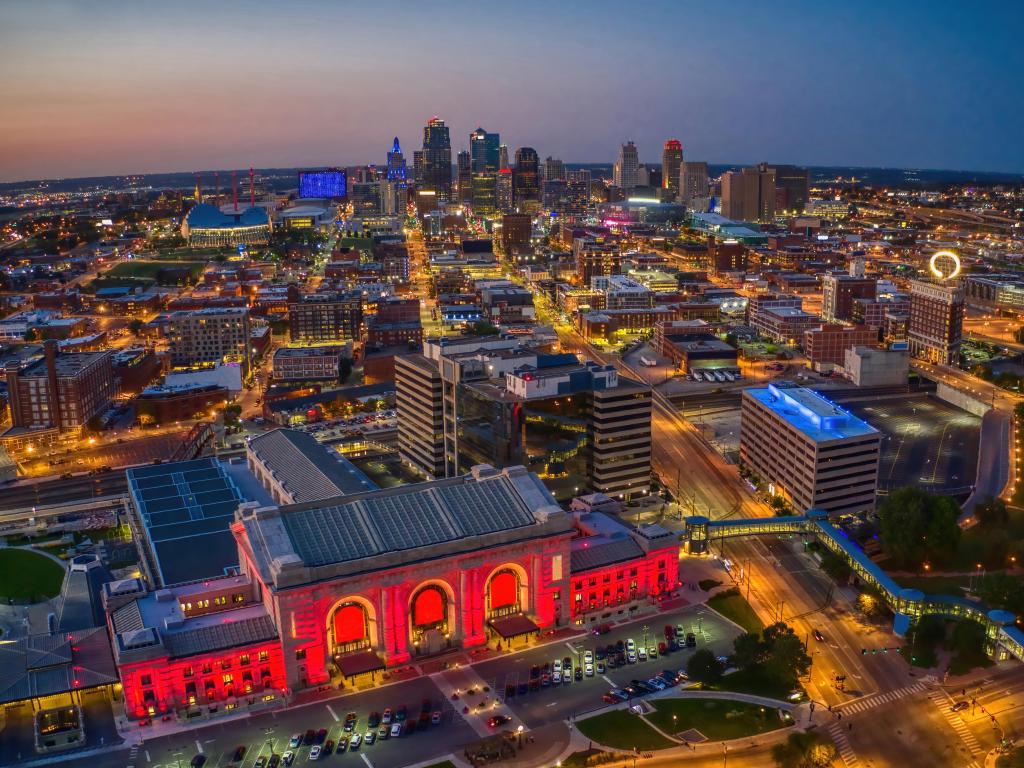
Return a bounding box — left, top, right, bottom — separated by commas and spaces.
553, 659, 562, 675
627, 650, 638, 664
584, 650, 594, 665
585, 663, 594, 677
364, 730, 376, 745
626, 639, 636, 654
382, 708, 393, 725
309, 746, 322, 761
288, 734, 302, 749
552, 670, 562, 684
638, 647, 647, 661
390, 722, 402, 738
349, 733, 362, 750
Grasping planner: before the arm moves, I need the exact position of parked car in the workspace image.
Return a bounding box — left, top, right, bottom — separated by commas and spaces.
390, 722, 403, 738
308, 746, 321, 761
488, 715, 511, 728
349, 734, 362, 750
281, 752, 294, 766
364, 730, 376, 745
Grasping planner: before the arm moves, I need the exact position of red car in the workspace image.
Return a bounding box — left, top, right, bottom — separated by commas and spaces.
487, 715, 511, 728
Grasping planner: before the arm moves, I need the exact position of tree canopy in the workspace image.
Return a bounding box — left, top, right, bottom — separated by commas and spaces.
728, 622, 811, 689
686, 648, 723, 685
876, 486, 961, 569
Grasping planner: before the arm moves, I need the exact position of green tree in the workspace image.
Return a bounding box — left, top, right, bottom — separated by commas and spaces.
771, 732, 837, 768
978, 572, 1024, 615
338, 357, 354, 383
465, 320, 500, 336
686, 648, 723, 685
762, 623, 812, 687
951, 619, 986, 657
128, 318, 144, 336
23, 328, 38, 342
877, 486, 960, 569
819, 549, 852, 583
730, 632, 766, 671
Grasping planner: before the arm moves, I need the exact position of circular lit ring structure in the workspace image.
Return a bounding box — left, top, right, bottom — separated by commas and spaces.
929, 250, 961, 280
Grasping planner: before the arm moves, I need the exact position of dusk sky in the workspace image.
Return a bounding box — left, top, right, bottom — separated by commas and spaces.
2, 0, 1022, 182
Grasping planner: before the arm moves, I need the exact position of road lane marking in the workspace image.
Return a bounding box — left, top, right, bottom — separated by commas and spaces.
602, 675, 616, 687
145, 751, 150, 762
326, 704, 339, 721
360, 754, 374, 768
196, 740, 204, 754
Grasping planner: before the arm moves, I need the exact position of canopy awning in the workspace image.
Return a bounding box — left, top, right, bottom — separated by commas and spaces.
334, 650, 385, 678
488, 614, 540, 640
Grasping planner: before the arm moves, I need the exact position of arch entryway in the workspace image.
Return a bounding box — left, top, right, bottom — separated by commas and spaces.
326, 596, 378, 655
485, 563, 529, 619
408, 581, 455, 657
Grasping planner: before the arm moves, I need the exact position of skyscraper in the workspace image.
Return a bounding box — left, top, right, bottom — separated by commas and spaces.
721, 164, 776, 222
613, 141, 640, 191
513, 147, 540, 206
496, 169, 514, 213
421, 117, 453, 201
499, 144, 510, 172
456, 150, 472, 204
386, 137, 407, 181
771, 165, 811, 214
470, 127, 500, 174
566, 169, 592, 220
544, 156, 565, 182
680, 161, 710, 206
661, 140, 683, 201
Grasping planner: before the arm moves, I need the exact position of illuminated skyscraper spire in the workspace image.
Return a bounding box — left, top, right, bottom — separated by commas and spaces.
387, 136, 407, 181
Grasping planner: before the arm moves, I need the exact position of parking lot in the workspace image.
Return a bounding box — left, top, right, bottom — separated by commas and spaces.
840, 394, 981, 494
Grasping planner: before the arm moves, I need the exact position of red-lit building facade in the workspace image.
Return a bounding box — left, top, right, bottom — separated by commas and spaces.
106, 466, 679, 719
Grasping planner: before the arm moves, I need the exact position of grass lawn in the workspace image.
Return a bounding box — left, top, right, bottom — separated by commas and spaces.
575, 710, 675, 752
106, 260, 205, 282
711, 668, 799, 701
0, 548, 65, 601
698, 579, 723, 592
646, 698, 787, 741
707, 588, 764, 634
419, 763, 457, 768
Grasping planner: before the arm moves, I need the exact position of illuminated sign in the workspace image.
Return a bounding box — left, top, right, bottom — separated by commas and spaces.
929, 250, 961, 280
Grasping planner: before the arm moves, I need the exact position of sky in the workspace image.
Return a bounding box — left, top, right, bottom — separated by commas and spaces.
1, 0, 1023, 182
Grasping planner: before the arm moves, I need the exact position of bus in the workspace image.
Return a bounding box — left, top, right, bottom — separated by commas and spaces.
639, 356, 658, 367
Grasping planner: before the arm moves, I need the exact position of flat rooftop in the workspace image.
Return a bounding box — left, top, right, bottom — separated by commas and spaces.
745, 384, 879, 443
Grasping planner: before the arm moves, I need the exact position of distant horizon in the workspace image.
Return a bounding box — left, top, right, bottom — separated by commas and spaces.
3, 159, 1022, 191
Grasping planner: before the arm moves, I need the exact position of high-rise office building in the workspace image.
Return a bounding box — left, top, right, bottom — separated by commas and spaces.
421, 117, 452, 201
544, 157, 565, 182
470, 127, 501, 173
661, 140, 683, 201
168, 308, 252, 370
740, 384, 881, 514
496, 169, 514, 213
771, 164, 811, 214
565, 169, 592, 220
471, 173, 498, 215
499, 144, 509, 172
680, 161, 709, 206
412, 150, 424, 184
613, 141, 640, 191
395, 353, 445, 478
908, 279, 964, 365
513, 147, 540, 205
386, 137, 407, 181
288, 292, 363, 344
822, 273, 877, 323
721, 164, 776, 222
501, 213, 532, 253
298, 169, 347, 199
456, 149, 473, 204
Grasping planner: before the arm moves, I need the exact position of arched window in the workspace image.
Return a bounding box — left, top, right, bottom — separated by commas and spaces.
488, 569, 520, 616
412, 586, 446, 628
332, 603, 368, 646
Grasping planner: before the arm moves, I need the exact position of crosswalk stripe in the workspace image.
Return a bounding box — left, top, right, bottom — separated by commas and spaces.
927, 690, 983, 755
828, 721, 859, 767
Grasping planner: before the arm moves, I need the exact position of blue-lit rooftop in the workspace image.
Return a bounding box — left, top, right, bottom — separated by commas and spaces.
745, 383, 878, 442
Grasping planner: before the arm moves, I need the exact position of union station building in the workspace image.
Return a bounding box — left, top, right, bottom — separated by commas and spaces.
105, 465, 679, 719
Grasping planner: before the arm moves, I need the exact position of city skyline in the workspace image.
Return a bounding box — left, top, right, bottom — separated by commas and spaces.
2, 0, 1024, 182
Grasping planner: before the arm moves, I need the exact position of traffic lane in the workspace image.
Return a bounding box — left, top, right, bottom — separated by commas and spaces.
134, 676, 475, 768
